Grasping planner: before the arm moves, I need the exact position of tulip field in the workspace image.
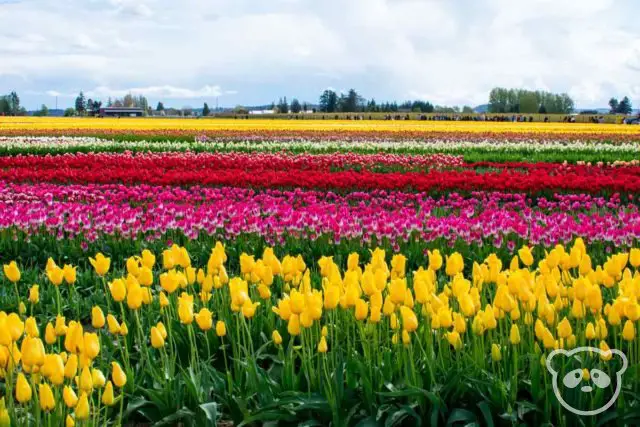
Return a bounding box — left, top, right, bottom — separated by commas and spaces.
1, 119, 640, 426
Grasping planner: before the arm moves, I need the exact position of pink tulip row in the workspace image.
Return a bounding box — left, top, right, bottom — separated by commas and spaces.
1, 181, 637, 248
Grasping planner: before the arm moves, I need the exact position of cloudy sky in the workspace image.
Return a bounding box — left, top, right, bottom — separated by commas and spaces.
1, 0, 639, 110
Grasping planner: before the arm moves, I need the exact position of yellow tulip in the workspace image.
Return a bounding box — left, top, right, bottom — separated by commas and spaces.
15, 373, 32, 403
428, 250, 443, 271
64, 354, 78, 379
509, 324, 521, 345
446, 331, 462, 350
317, 336, 328, 353
106, 314, 120, 335
400, 306, 418, 332
126, 282, 143, 310
354, 299, 369, 321
159, 291, 169, 308
119, 321, 129, 336
112, 361, 127, 388
79, 367, 93, 393
83, 333, 100, 360
63, 264, 77, 285
141, 249, 156, 269
92, 368, 106, 389
89, 253, 111, 276
90, 306, 105, 329
622, 320, 635, 341
138, 266, 153, 286
38, 383, 55, 411
55, 315, 67, 336
25, 316, 39, 337
108, 279, 126, 302
28, 285, 39, 304
557, 317, 572, 339
518, 246, 534, 267
242, 300, 260, 319
491, 343, 502, 362
288, 314, 301, 336
215, 321, 226, 337
585, 322, 596, 340
156, 322, 168, 339
3, 261, 21, 283
272, 330, 283, 345
65, 415, 75, 427
630, 248, 640, 268
42, 323, 55, 345
102, 381, 115, 406
75, 392, 90, 420
151, 326, 165, 348
44, 263, 61, 286
47, 354, 65, 385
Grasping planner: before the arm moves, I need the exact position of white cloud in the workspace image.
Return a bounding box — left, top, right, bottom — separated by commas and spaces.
1, 0, 639, 108
86, 85, 224, 98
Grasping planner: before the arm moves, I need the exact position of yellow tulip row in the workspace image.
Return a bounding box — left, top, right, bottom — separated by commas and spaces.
0, 117, 637, 135
1, 241, 640, 424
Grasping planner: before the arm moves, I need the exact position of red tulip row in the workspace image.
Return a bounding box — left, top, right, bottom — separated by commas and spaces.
0, 151, 463, 172
2, 152, 640, 194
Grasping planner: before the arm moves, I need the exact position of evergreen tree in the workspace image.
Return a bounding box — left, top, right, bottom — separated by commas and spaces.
202, 103, 211, 116
75, 91, 86, 115
617, 96, 632, 114
291, 98, 302, 113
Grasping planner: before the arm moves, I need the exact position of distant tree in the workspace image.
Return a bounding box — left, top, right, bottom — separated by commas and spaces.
156, 102, 165, 111
123, 94, 134, 108
276, 97, 289, 114
0, 96, 10, 115
319, 90, 338, 113
302, 102, 309, 112
202, 102, 211, 116
290, 98, 302, 113
33, 104, 49, 117
580, 110, 599, 115
182, 106, 194, 116
617, 96, 632, 115
609, 98, 619, 114
462, 105, 474, 114
538, 104, 547, 114
107, 97, 113, 107
75, 91, 86, 115
339, 89, 362, 112
64, 108, 76, 117
113, 99, 124, 107
9, 92, 20, 115
233, 105, 248, 114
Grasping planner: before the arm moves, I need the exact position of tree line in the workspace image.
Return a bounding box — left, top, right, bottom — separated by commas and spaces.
0, 92, 26, 116
488, 88, 575, 114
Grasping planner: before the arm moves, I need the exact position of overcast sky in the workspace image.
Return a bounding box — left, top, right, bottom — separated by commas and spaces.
1, 0, 639, 109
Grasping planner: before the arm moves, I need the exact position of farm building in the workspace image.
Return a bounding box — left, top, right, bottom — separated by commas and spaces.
99, 107, 144, 117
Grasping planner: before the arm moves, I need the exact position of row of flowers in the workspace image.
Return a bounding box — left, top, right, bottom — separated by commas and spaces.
2, 153, 640, 193
1, 136, 639, 153
0, 151, 465, 172
1, 182, 638, 247
0, 241, 639, 425
1, 127, 639, 143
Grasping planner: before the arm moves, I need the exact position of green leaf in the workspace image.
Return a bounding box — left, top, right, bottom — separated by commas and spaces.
446, 408, 477, 426
154, 407, 196, 427
477, 402, 494, 427
198, 402, 218, 427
